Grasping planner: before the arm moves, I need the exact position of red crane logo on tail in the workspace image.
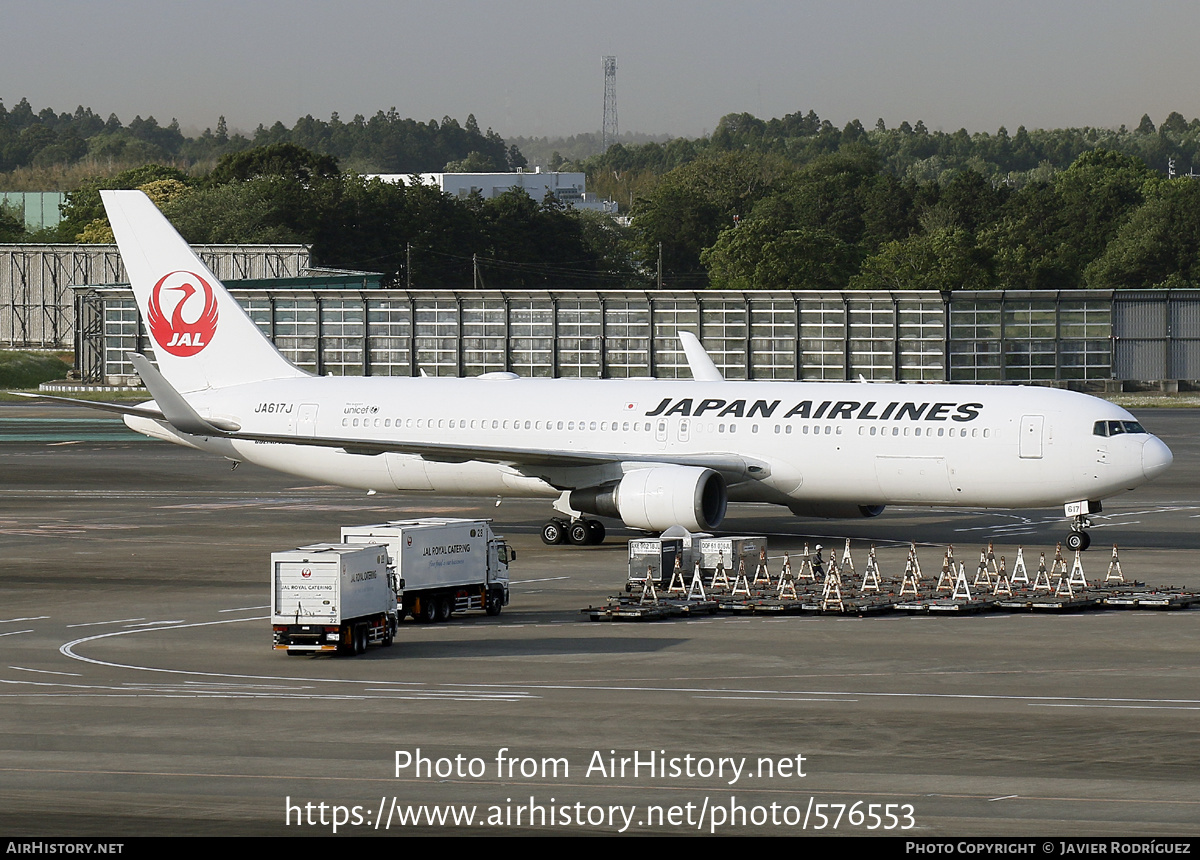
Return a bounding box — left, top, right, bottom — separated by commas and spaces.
147, 270, 219, 357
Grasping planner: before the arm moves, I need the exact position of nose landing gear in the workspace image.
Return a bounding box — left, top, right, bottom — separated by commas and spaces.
1064, 500, 1100, 551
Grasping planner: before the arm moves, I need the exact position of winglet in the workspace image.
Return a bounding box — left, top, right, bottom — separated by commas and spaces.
678, 331, 724, 382
128, 353, 241, 435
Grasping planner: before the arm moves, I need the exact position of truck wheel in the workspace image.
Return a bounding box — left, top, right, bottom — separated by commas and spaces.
354, 624, 367, 655
415, 599, 436, 624
383, 620, 395, 646
437, 596, 453, 622
486, 591, 503, 616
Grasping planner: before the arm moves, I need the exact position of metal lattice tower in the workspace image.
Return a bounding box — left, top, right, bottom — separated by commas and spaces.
602, 56, 618, 152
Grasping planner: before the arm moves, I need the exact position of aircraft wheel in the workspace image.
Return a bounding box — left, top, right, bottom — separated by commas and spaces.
586, 519, 606, 545
1066, 531, 1091, 552
568, 520, 592, 546
541, 520, 566, 545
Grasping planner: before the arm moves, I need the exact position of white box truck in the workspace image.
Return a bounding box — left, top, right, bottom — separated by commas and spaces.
271, 543, 397, 656
340, 519, 514, 623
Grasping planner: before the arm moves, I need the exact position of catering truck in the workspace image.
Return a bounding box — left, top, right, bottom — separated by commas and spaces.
271, 543, 397, 656
340, 519, 514, 623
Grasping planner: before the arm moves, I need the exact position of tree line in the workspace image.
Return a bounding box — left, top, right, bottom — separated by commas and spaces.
53, 145, 636, 289
626, 144, 1200, 291
5, 96, 1200, 291
0, 98, 524, 178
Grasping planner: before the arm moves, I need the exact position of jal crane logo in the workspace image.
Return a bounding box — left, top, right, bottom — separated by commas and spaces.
147, 270, 219, 357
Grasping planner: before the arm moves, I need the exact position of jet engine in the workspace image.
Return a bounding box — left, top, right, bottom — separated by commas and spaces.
570, 466, 727, 532
787, 501, 886, 519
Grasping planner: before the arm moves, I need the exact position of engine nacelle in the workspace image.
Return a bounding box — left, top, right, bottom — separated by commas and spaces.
570, 466, 728, 532
787, 501, 886, 520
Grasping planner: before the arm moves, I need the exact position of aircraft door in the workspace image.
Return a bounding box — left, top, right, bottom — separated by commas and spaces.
295, 403, 318, 437
677, 418, 691, 443
1019, 414, 1044, 459
655, 418, 668, 447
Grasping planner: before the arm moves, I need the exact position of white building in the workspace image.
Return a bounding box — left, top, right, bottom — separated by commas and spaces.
369, 169, 617, 214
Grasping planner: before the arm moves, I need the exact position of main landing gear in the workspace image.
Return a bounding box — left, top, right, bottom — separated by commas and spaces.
541, 517, 606, 546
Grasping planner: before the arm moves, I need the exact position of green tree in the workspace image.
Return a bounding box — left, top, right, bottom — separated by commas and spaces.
0, 202, 25, 241
702, 220, 854, 290
851, 228, 994, 291
207, 142, 339, 185
631, 151, 791, 284
1085, 177, 1200, 288
59, 164, 194, 241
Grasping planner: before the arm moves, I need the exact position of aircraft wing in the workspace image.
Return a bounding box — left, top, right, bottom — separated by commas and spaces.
18, 357, 763, 483
201, 426, 761, 479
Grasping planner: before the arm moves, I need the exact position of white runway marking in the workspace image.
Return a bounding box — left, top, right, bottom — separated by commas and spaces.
66, 618, 146, 627
10, 666, 81, 676
44, 612, 1200, 712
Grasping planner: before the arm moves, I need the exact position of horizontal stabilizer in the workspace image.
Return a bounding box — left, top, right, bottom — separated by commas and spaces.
128, 353, 241, 434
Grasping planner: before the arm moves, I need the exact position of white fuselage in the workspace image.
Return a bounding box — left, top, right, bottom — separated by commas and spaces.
125, 375, 1171, 514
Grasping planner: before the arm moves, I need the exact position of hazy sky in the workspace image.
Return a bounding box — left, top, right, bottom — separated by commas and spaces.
4, 1, 1197, 140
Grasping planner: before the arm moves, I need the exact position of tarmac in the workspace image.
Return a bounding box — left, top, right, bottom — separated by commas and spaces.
1, 403, 1198, 837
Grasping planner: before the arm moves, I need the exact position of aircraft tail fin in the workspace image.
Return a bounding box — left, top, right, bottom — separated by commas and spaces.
101, 190, 308, 393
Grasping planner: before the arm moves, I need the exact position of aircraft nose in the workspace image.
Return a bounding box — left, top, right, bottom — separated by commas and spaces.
1142, 436, 1173, 480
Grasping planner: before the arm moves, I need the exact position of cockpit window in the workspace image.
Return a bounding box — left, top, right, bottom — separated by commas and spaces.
1094, 420, 1147, 437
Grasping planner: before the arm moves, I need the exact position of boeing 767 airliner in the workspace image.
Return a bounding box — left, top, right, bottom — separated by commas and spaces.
24, 191, 1174, 550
